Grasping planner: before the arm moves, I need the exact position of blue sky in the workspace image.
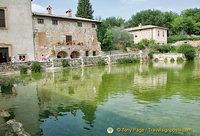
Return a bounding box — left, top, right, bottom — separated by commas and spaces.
32, 0, 200, 20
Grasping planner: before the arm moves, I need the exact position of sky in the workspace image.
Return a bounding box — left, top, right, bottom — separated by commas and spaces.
32, 0, 200, 20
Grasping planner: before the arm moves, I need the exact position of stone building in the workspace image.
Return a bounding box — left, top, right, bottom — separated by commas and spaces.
33, 7, 101, 60
0, 0, 35, 63
0, 0, 101, 63
125, 24, 168, 44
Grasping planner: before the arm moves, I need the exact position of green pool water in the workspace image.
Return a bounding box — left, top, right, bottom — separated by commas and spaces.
0, 61, 200, 136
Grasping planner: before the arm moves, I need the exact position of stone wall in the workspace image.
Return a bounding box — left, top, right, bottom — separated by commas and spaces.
153, 53, 186, 61
32, 15, 101, 60
170, 40, 200, 47
0, 53, 140, 73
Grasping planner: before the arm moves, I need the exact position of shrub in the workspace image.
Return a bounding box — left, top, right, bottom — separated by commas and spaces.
31, 62, 41, 73
177, 57, 184, 63
170, 58, 175, 63
164, 58, 168, 63
117, 57, 140, 64
135, 43, 145, 50
148, 52, 153, 59
154, 58, 159, 63
19, 65, 27, 74
168, 35, 200, 43
98, 59, 106, 66
177, 44, 196, 60
61, 59, 69, 67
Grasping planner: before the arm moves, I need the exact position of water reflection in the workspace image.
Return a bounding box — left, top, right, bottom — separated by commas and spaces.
0, 62, 199, 136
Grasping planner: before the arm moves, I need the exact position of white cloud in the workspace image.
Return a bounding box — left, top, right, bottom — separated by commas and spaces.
120, 0, 147, 4
32, 4, 46, 13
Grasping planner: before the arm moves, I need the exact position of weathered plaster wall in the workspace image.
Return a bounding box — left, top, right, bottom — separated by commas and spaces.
128, 28, 167, 44
129, 29, 153, 44
0, 0, 34, 60
32, 16, 101, 60
153, 28, 167, 44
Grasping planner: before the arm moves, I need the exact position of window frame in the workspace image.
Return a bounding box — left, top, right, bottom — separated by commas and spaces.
52, 20, 58, 25
92, 24, 96, 28
0, 8, 7, 29
93, 51, 96, 56
66, 35, 72, 42
77, 22, 82, 27
85, 51, 89, 56
37, 19, 44, 24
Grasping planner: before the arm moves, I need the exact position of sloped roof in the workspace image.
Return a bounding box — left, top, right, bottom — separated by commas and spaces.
125, 25, 168, 32
32, 12, 101, 23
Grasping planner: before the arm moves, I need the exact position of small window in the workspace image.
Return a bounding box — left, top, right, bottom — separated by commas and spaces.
135, 35, 138, 38
85, 51, 89, 56
77, 22, 82, 27
0, 9, 6, 28
93, 51, 96, 56
19, 55, 26, 61
163, 31, 164, 37
158, 30, 160, 37
37, 19, 44, 24
66, 35, 72, 42
92, 24, 96, 28
52, 20, 58, 25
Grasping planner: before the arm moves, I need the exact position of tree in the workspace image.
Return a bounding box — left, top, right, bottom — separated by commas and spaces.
181, 8, 200, 23
125, 9, 165, 28
108, 27, 133, 47
76, 0, 94, 19
172, 17, 195, 35
177, 44, 196, 60
163, 11, 179, 35
96, 17, 125, 50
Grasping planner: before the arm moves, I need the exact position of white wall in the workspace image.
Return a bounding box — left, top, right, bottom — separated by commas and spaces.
0, 0, 34, 60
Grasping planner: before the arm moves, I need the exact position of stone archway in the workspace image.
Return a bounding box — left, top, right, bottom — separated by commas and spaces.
57, 51, 68, 58
70, 51, 80, 58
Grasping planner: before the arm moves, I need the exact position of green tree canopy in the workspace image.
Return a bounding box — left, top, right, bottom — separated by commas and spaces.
172, 17, 195, 35
181, 8, 200, 23
125, 9, 165, 28
76, 0, 94, 19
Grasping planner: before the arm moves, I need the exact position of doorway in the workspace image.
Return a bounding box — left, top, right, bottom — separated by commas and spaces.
0, 48, 9, 63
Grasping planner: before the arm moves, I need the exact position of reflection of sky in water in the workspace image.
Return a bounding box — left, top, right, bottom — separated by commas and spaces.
0, 62, 199, 136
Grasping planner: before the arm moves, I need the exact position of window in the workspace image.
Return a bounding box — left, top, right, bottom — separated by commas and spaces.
93, 51, 96, 56
163, 31, 164, 37
66, 35, 72, 42
92, 24, 96, 28
77, 22, 82, 27
37, 19, 44, 24
158, 30, 160, 37
85, 51, 89, 56
52, 20, 58, 25
135, 35, 138, 38
0, 9, 6, 28
19, 55, 26, 61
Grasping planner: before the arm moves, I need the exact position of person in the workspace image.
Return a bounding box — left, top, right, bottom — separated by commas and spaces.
41, 55, 46, 61
21, 56, 25, 61
11, 56, 17, 63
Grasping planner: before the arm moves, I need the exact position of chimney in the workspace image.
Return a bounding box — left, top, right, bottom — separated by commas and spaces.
47, 5, 52, 15
139, 23, 142, 28
66, 9, 72, 17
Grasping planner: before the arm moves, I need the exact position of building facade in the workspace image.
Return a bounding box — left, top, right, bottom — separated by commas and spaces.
0, 0, 35, 63
126, 24, 168, 44
33, 8, 101, 60
0, 0, 101, 63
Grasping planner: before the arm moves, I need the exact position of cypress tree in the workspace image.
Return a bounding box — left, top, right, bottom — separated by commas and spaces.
76, 0, 94, 19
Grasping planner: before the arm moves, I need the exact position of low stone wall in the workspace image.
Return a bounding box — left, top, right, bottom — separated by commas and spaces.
0, 53, 140, 73
153, 53, 186, 61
